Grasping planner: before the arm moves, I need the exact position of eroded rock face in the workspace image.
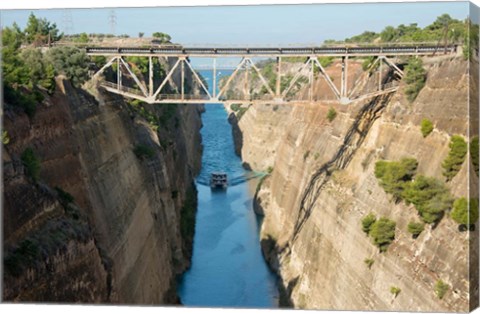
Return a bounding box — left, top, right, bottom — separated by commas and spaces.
3, 77, 203, 304
230, 56, 477, 312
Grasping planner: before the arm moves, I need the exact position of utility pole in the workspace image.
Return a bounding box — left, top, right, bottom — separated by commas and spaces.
109, 9, 117, 36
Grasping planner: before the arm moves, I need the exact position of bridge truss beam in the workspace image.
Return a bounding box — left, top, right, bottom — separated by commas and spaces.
87, 46, 451, 105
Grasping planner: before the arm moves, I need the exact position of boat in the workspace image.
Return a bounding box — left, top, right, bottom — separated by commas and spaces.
210, 172, 228, 189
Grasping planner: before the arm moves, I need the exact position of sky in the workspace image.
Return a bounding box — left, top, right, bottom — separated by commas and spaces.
0, 2, 471, 46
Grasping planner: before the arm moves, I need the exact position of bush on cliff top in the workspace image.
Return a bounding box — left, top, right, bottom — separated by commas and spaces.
442, 135, 468, 181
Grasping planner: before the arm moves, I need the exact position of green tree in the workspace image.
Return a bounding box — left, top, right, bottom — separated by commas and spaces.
364, 258, 374, 269
390, 286, 401, 297
451, 197, 479, 226
2, 25, 29, 86
46, 47, 89, 87
404, 57, 426, 102
152, 32, 171, 43
420, 118, 434, 138
40, 63, 57, 94
442, 135, 468, 181
434, 280, 449, 299
407, 221, 425, 238
369, 217, 396, 252
361, 213, 377, 234
2, 131, 10, 145
471, 136, 479, 176
24, 13, 62, 45
381, 26, 397, 42
374, 158, 418, 202
327, 107, 337, 122
138, 32, 144, 38
403, 176, 453, 224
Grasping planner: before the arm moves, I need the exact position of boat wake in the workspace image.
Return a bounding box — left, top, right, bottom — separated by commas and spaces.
196, 171, 265, 187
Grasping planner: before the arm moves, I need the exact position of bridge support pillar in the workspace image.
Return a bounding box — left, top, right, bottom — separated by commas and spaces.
213, 58, 217, 98
181, 57, 185, 101
276, 57, 282, 97
378, 58, 383, 91
117, 57, 122, 91
149, 56, 153, 97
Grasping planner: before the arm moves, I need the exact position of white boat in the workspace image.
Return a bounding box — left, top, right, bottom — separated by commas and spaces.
210, 172, 228, 189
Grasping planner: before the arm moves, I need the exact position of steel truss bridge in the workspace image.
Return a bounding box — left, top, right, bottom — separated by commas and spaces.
86, 44, 457, 105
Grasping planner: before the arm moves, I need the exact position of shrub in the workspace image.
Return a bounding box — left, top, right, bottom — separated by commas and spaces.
404, 57, 426, 102
236, 107, 249, 120
403, 175, 453, 224
266, 166, 274, 174
420, 118, 434, 138
4, 85, 38, 118
2, 131, 10, 145
152, 32, 171, 43
21, 148, 41, 182
364, 258, 374, 269
319, 56, 334, 68
442, 135, 468, 181
434, 280, 449, 299
414, 181, 453, 223
327, 107, 337, 122
369, 217, 396, 252
374, 158, 418, 202
451, 197, 479, 226
303, 150, 310, 160
471, 136, 479, 176
133, 144, 156, 159
361, 213, 377, 234
407, 221, 425, 238
390, 286, 401, 297
230, 103, 241, 112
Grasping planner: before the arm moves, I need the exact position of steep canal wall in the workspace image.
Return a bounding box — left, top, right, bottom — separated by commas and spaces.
227, 56, 476, 311
3, 70, 203, 302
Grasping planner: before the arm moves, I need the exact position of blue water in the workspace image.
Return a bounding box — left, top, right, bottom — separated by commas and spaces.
177, 70, 278, 308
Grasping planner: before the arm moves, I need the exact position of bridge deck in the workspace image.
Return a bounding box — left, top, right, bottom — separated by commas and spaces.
86, 45, 457, 57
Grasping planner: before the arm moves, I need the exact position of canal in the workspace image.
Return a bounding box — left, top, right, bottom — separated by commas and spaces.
177, 70, 278, 308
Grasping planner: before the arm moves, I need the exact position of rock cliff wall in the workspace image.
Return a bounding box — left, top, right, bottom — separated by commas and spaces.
3, 71, 203, 303
228, 55, 477, 311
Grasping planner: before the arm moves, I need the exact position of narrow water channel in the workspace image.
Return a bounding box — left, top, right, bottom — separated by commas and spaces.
177, 70, 278, 308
